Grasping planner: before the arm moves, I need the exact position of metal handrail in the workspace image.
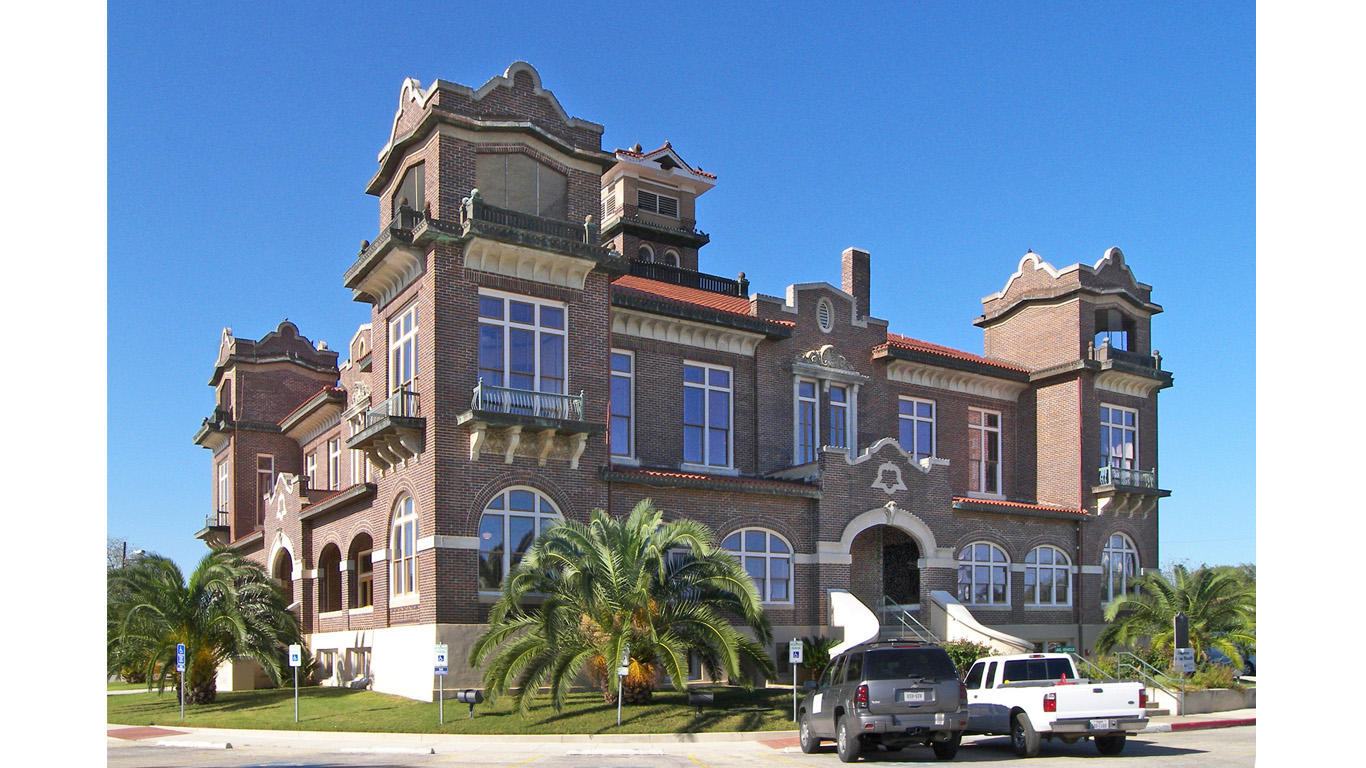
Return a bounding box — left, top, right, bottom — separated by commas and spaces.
1069, 653, 1114, 680
1098, 465, 1158, 488
471, 380, 585, 421
627, 259, 748, 297
366, 388, 420, 427
879, 596, 937, 643
1117, 651, 1183, 702
205, 510, 230, 529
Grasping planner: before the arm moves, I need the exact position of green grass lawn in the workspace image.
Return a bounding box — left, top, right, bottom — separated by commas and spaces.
106, 685, 799, 735
107, 681, 146, 691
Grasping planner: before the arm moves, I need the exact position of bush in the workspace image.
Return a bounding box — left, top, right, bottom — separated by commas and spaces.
1187, 663, 1245, 692
940, 639, 994, 677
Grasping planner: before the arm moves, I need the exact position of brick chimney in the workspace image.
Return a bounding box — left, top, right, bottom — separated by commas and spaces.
842, 247, 870, 320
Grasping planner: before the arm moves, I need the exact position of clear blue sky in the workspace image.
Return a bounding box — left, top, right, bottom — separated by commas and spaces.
106, 2, 1255, 573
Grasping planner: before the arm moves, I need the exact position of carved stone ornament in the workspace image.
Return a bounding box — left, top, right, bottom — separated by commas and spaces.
871, 462, 907, 495
351, 380, 370, 405
798, 344, 856, 372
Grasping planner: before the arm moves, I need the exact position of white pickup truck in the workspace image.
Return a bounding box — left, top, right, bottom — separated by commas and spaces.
961, 653, 1148, 757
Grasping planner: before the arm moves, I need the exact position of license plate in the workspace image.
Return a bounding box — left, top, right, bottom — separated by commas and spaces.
1090, 718, 1115, 730
903, 690, 926, 703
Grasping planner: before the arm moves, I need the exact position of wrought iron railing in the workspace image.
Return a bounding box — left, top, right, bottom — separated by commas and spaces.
366, 388, 420, 427
471, 381, 585, 421
1092, 340, 1161, 369
205, 510, 230, 529
879, 596, 938, 643
628, 259, 748, 297
1117, 651, 1183, 704
1097, 465, 1158, 488
462, 195, 598, 245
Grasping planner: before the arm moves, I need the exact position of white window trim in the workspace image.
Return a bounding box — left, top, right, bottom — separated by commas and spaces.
1100, 403, 1139, 470
662, 249, 680, 267
1022, 545, 1073, 607
327, 438, 341, 490
305, 452, 318, 488
477, 487, 563, 593
794, 377, 819, 465
217, 459, 230, 512
683, 361, 734, 470
610, 349, 635, 460
967, 407, 1004, 499
390, 495, 418, 599
897, 396, 937, 460
477, 287, 569, 395
817, 298, 834, 333
722, 528, 794, 605
958, 541, 1011, 607
388, 302, 420, 396
1100, 534, 1140, 605
827, 383, 850, 450
256, 454, 275, 524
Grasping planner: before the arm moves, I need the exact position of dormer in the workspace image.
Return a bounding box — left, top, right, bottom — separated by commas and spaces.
600, 142, 714, 272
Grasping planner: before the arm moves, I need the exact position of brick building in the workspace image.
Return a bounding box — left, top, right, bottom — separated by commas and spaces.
194, 62, 1172, 701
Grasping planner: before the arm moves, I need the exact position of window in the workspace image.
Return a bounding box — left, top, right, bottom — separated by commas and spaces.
817, 298, 833, 333
721, 528, 792, 603
1094, 307, 1134, 351
795, 379, 818, 464
828, 385, 849, 449
1101, 533, 1140, 604
316, 649, 336, 681
637, 189, 679, 218
317, 545, 342, 613
969, 408, 1002, 495
475, 153, 568, 219
957, 542, 1009, 606
305, 452, 317, 488
683, 362, 732, 468
255, 454, 275, 525
1023, 546, 1072, 606
348, 534, 374, 609
479, 487, 560, 590
610, 350, 634, 458
1100, 405, 1137, 470
478, 291, 567, 398
603, 193, 617, 220
390, 495, 417, 598
349, 416, 372, 484
327, 438, 341, 490
638, 245, 655, 262
662, 250, 680, 267
391, 162, 425, 215
217, 460, 230, 512
389, 303, 419, 399
897, 397, 935, 461
346, 648, 371, 679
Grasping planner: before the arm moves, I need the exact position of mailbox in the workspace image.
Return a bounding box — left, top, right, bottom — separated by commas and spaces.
456, 688, 484, 718
687, 690, 714, 712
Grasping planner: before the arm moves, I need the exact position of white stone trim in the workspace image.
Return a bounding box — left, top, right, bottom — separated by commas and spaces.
463, 237, 597, 290
885, 359, 1027, 402
1095, 369, 1163, 397
612, 307, 765, 356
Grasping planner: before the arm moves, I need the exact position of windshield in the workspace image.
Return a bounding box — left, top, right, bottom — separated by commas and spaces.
864, 648, 958, 681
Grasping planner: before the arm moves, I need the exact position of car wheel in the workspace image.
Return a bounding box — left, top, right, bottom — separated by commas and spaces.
837, 715, 862, 763
1244, 660, 1255, 676
932, 733, 962, 760
1011, 712, 1040, 758
799, 713, 820, 754
1094, 733, 1126, 755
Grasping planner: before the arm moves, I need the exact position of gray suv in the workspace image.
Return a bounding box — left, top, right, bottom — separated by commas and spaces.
798, 640, 968, 761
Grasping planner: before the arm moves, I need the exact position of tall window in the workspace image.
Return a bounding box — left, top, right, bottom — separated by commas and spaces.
390, 495, 417, 598
1101, 534, 1140, 604
1100, 405, 1137, 470
478, 488, 559, 590
969, 408, 1002, 495
662, 250, 680, 267
683, 362, 732, 468
958, 542, 1009, 606
1023, 546, 1072, 606
475, 153, 568, 220
348, 533, 373, 609
389, 303, 419, 398
391, 162, 424, 215
722, 529, 792, 603
610, 350, 634, 458
317, 545, 342, 613
349, 416, 372, 484
255, 454, 275, 525
217, 460, 230, 512
305, 452, 318, 488
795, 379, 818, 464
898, 397, 935, 461
638, 245, 655, 263
327, 438, 341, 490
478, 291, 566, 395
828, 385, 849, 449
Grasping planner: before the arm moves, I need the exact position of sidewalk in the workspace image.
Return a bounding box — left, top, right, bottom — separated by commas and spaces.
107, 708, 1255, 756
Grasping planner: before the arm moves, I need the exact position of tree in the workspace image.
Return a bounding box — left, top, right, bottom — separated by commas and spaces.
1096, 564, 1256, 670
107, 548, 300, 703
108, 537, 143, 571
469, 499, 776, 713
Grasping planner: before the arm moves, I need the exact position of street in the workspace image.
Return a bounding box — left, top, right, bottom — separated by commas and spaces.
108, 727, 1257, 768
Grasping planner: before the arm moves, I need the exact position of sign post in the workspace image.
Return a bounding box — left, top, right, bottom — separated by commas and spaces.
788, 639, 804, 722
617, 643, 629, 727
288, 644, 302, 723
175, 643, 186, 720
435, 643, 449, 725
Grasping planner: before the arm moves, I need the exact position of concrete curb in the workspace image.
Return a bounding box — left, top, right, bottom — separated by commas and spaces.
1170, 717, 1255, 732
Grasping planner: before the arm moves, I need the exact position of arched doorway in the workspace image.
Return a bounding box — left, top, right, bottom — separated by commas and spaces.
848, 525, 922, 616
272, 548, 294, 604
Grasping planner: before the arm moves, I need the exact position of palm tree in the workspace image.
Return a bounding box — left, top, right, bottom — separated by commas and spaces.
107, 548, 300, 704
1096, 565, 1256, 670
469, 499, 776, 713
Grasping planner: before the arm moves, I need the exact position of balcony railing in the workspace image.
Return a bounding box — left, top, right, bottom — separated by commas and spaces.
205, 510, 229, 529
627, 259, 749, 297
1091, 339, 1162, 370
462, 194, 598, 246
471, 381, 585, 421
366, 388, 420, 427
1097, 465, 1158, 488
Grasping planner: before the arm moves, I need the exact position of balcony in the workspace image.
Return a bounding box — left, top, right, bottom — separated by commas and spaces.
458, 382, 602, 469
1089, 340, 1173, 397
346, 389, 424, 473
601, 211, 711, 249
627, 259, 749, 297
194, 509, 232, 548
1092, 465, 1169, 518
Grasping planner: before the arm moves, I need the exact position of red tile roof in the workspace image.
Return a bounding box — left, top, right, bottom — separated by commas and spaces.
882, 333, 1028, 373
614, 142, 718, 179
611, 465, 815, 490
612, 275, 753, 317
952, 496, 1088, 517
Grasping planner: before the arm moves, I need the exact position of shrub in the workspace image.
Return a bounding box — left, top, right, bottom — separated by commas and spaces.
940, 639, 995, 677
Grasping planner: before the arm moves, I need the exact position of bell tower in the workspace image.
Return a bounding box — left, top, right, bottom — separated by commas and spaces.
599, 142, 715, 272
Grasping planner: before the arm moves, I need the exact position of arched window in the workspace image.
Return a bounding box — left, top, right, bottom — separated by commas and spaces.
663, 250, 680, 267
479, 487, 560, 590
721, 528, 792, 603
390, 495, 417, 598
1023, 545, 1071, 606
348, 533, 373, 609
1101, 533, 1140, 603
638, 245, 655, 263
317, 544, 342, 613
957, 542, 1009, 606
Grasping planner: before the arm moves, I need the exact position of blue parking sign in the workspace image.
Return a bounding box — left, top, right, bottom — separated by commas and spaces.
176, 643, 186, 672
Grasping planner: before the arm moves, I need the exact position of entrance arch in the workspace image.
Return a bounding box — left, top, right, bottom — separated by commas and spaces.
837, 504, 946, 620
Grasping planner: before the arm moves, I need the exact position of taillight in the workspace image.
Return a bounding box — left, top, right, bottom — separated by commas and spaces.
959, 681, 968, 706
1139, 689, 1147, 709
856, 684, 869, 708
1043, 692, 1057, 713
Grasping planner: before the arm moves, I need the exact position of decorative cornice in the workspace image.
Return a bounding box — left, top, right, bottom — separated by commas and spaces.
885, 359, 1028, 402
612, 307, 767, 356
1094, 369, 1167, 397
463, 235, 599, 290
